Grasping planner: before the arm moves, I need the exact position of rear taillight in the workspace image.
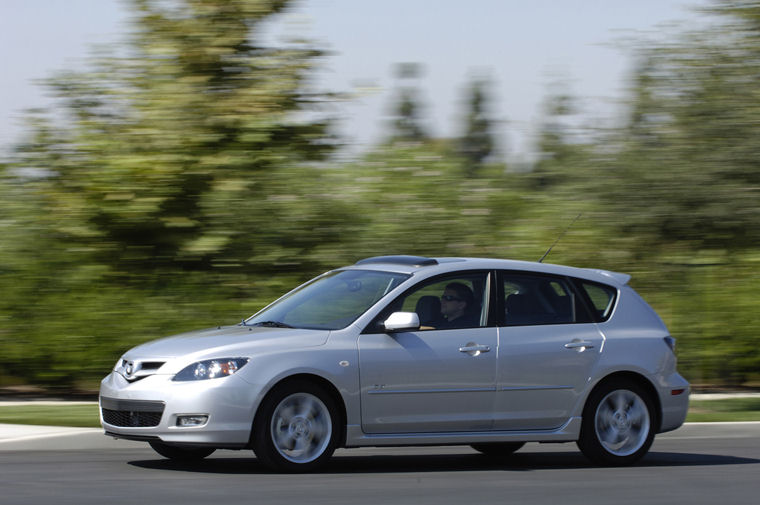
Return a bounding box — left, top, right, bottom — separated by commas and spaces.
664, 336, 676, 352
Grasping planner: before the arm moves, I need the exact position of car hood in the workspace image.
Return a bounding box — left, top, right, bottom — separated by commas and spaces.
123, 325, 330, 363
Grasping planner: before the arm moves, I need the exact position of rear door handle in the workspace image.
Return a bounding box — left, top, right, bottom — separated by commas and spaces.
564, 340, 594, 350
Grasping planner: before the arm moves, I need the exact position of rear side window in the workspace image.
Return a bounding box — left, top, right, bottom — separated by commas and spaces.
500, 272, 590, 326
577, 281, 617, 322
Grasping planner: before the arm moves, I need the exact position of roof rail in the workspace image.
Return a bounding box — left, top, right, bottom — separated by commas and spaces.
355, 255, 438, 267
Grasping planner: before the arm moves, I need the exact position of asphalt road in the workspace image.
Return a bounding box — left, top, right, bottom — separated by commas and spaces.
1, 423, 758, 505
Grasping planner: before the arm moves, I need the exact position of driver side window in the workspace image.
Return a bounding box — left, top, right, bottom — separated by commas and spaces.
379, 272, 490, 331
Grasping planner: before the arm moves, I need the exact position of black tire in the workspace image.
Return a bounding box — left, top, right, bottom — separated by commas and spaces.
252, 379, 339, 472
148, 441, 215, 461
577, 379, 655, 466
470, 442, 525, 458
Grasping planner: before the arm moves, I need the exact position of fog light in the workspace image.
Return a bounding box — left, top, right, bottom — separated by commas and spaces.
177, 415, 208, 427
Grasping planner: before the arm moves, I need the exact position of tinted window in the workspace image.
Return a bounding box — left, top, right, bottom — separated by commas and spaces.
501, 272, 587, 326
577, 281, 617, 321
366, 271, 490, 332
247, 270, 409, 330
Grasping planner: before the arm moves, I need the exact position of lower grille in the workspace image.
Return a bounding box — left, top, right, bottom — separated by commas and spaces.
100, 397, 165, 428
102, 408, 163, 427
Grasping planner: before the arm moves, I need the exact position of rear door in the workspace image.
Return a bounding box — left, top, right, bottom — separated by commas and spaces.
494, 271, 604, 430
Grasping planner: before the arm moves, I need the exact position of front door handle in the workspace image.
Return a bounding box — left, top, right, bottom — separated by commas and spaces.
459, 343, 491, 356
564, 340, 595, 351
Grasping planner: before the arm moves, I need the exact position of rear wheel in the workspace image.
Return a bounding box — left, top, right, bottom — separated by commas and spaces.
149, 441, 215, 461
577, 379, 655, 466
252, 380, 339, 472
470, 442, 525, 458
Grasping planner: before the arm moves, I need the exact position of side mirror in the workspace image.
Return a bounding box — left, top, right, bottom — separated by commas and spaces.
383, 312, 420, 332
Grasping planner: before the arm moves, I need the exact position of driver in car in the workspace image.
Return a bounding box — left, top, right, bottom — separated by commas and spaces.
439, 282, 479, 329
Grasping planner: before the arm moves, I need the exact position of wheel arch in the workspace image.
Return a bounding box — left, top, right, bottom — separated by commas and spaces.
585, 371, 662, 432
249, 373, 348, 448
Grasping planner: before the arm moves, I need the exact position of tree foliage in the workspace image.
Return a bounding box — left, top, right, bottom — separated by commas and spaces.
458, 78, 495, 175
388, 63, 428, 142
20, 0, 342, 275
2, 0, 760, 390
602, 3, 760, 252
0, 0, 353, 388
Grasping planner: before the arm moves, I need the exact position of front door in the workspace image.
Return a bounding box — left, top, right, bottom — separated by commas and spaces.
358, 271, 497, 434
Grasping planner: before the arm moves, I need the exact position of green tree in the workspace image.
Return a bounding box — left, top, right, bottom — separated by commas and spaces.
603, 3, 760, 252
531, 93, 588, 189
0, 0, 352, 389
13, 0, 341, 275
458, 77, 495, 176
388, 63, 428, 142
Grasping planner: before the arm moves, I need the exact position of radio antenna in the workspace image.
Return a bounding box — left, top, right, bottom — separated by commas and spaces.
538, 213, 581, 263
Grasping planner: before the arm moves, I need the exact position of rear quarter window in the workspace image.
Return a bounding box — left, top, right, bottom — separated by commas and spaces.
578, 281, 617, 322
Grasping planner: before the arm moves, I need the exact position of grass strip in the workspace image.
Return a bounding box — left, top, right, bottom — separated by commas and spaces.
685, 398, 760, 422
0, 398, 758, 428
0, 404, 101, 428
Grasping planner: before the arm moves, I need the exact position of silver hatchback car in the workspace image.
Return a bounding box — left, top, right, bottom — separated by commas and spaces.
100, 256, 689, 471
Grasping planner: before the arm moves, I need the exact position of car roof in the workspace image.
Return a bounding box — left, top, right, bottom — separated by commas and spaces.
344, 255, 631, 287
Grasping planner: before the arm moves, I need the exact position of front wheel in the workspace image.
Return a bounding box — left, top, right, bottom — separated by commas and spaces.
252, 380, 339, 472
577, 380, 655, 466
149, 441, 215, 461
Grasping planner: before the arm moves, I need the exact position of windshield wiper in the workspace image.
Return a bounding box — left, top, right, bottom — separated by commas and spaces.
250, 321, 294, 328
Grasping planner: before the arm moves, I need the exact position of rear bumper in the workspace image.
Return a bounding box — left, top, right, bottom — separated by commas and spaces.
658, 372, 690, 433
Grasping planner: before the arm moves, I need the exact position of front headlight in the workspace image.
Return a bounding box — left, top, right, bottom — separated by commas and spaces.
173, 358, 249, 382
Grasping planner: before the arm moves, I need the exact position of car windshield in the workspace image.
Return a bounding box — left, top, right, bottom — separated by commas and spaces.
246, 269, 410, 330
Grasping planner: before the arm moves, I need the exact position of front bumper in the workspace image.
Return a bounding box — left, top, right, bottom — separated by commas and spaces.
99, 371, 260, 447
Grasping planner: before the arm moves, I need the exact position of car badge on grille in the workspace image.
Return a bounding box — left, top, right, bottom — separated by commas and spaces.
125, 361, 135, 377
